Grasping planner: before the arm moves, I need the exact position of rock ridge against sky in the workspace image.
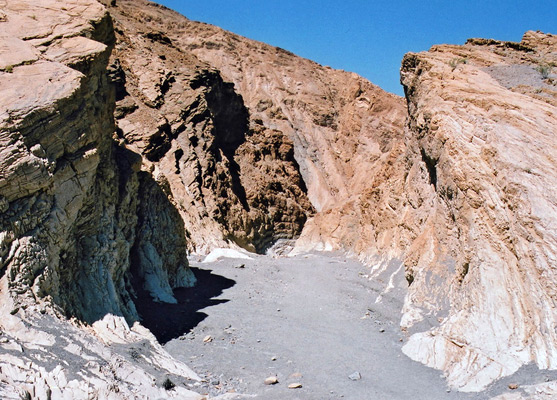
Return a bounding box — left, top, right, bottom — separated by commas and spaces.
0, 0, 556, 398
156, 0, 557, 96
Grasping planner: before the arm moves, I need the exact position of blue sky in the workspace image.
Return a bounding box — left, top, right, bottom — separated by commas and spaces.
156, 1, 556, 96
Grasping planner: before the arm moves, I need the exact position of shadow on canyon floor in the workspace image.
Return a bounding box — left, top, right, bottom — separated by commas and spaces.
133, 267, 236, 344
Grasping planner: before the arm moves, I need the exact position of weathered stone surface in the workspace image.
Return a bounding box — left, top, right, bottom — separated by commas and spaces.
0, 305, 202, 399
2, 0, 556, 396
0, 0, 200, 319
173, 9, 406, 221
491, 380, 557, 400
145, 1, 408, 271
102, 0, 315, 254
396, 32, 557, 391
0, 0, 120, 321
0, 1, 201, 398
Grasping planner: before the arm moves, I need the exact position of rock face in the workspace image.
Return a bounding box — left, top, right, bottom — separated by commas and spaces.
0, 0, 198, 325
0, 1, 200, 398
175, 9, 406, 233
397, 32, 557, 391
104, 0, 315, 254
0, 312, 202, 399
99, 0, 405, 255
1, 0, 557, 397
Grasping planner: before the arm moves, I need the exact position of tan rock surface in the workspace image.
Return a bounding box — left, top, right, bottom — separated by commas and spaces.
136, 2, 410, 268
0, 1, 201, 398
103, 0, 315, 254
2, 0, 557, 396
99, 0, 405, 256
395, 32, 557, 391
175, 10, 406, 216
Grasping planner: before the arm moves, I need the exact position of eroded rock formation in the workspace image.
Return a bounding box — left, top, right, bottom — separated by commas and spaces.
104, 0, 315, 254
1, 0, 556, 397
121, 3, 557, 390
0, 1, 199, 398
398, 32, 557, 391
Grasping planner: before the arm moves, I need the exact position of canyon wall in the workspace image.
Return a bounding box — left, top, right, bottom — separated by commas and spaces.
105, 0, 315, 254
96, 0, 408, 255
0, 0, 198, 330
1, 0, 556, 396
398, 32, 557, 390
0, 1, 200, 398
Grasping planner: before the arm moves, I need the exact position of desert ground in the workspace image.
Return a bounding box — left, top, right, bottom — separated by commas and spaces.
145, 251, 556, 399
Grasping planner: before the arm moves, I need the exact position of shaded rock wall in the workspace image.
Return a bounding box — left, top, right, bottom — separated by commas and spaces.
104, 0, 315, 254
0, 1, 202, 398
0, 0, 194, 326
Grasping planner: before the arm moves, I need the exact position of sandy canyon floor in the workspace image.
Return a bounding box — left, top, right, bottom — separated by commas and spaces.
134, 251, 556, 400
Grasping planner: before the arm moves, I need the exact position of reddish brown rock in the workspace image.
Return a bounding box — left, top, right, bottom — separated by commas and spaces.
103, 0, 316, 254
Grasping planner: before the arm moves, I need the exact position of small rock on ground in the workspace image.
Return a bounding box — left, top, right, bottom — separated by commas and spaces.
508, 383, 519, 390
264, 376, 278, 385
349, 372, 361, 381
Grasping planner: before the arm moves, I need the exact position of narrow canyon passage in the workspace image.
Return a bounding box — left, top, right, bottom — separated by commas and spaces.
164, 252, 480, 399
1, 0, 556, 397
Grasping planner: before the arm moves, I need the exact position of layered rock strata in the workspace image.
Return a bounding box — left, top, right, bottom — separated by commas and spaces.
0, 0, 196, 326
104, 0, 315, 254
101, 0, 405, 255
0, 1, 200, 398
398, 31, 557, 391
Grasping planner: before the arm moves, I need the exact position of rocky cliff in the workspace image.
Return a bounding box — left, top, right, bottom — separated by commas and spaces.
104, 0, 315, 254
0, 1, 200, 398
1, 0, 557, 397
398, 31, 557, 391
100, 0, 407, 257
